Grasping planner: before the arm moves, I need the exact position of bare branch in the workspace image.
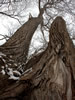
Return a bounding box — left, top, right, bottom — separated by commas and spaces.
0, 12, 22, 25
0, 34, 10, 41
38, 0, 41, 11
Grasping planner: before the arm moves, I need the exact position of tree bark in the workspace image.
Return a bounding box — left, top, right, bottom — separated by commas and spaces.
0, 16, 75, 100
0, 11, 43, 64
0, 9, 43, 94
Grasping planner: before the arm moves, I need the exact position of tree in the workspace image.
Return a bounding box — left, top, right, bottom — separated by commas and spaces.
0, 0, 75, 100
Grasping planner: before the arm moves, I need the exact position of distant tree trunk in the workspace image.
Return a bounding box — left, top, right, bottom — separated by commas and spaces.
0, 16, 75, 100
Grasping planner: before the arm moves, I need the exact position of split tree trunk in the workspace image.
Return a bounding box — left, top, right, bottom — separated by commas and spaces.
0, 16, 75, 100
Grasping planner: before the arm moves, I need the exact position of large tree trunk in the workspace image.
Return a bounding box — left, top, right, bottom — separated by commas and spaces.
0, 16, 75, 100
0, 9, 43, 93
0, 11, 43, 64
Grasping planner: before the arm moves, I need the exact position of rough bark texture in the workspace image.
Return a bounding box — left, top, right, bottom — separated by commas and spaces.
0, 16, 75, 100
0, 8, 43, 94
0, 11, 43, 64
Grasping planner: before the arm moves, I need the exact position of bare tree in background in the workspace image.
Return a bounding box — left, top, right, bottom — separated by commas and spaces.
0, 0, 75, 100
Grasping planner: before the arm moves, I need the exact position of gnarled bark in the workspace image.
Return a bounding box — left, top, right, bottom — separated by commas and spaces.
0, 16, 75, 100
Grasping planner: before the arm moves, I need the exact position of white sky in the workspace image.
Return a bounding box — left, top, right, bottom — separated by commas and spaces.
0, 2, 39, 45
0, 0, 75, 47
0, 15, 20, 45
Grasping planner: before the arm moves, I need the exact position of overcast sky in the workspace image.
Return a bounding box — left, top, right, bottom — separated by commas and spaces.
0, 0, 75, 47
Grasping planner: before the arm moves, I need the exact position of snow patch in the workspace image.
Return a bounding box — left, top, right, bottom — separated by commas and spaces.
7, 68, 21, 80
1, 69, 5, 75
0, 64, 21, 80
13, 70, 21, 76
7, 68, 13, 76
2, 58, 6, 63
5, 64, 8, 68
1, 66, 4, 69
9, 76, 19, 80
14, 63, 17, 66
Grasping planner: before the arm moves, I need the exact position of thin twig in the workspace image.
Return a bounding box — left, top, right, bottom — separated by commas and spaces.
0, 12, 22, 25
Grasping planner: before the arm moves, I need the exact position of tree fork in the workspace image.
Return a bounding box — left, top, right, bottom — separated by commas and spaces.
0, 16, 75, 100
